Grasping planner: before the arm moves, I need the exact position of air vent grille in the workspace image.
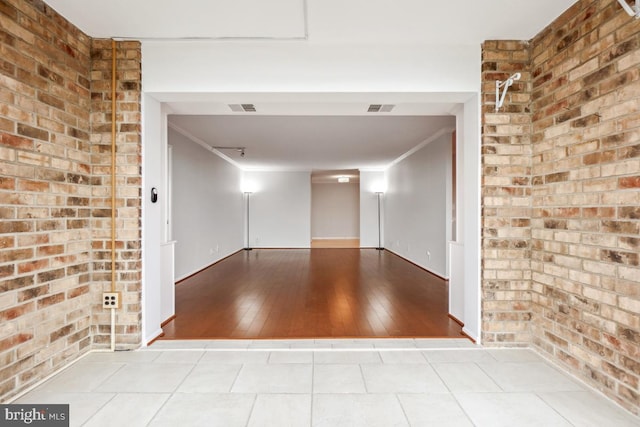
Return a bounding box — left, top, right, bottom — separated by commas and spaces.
367, 104, 395, 113
228, 104, 256, 112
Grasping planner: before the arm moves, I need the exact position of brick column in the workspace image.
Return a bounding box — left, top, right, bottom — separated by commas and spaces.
481, 41, 533, 345
90, 40, 142, 348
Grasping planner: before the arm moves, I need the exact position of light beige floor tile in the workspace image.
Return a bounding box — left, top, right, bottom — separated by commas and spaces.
538, 391, 640, 427
232, 364, 312, 393
485, 348, 544, 362
398, 394, 474, 426
14, 391, 115, 427
454, 392, 572, 426
314, 351, 382, 364
177, 363, 242, 393
247, 394, 311, 427
148, 393, 255, 427
312, 394, 409, 427
153, 350, 204, 363
81, 351, 161, 364
95, 363, 193, 393
199, 350, 269, 364
361, 364, 448, 393
478, 362, 584, 392
432, 363, 502, 392
268, 351, 313, 364
83, 393, 169, 427
379, 351, 427, 364
422, 349, 496, 363
313, 365, 367, 393
39, 362, 125, 393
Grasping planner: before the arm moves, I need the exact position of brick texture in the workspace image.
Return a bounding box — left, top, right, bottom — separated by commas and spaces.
89, 40, 142, 349
481, 40, 534, 346
483, 0, 640, 415
0, 0, 92, 401
0, 0, 141, 401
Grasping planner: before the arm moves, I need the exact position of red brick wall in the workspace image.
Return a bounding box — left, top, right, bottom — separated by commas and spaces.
0, 0, 92, 400
529, 0, 639, 414
483, 0, 640, 415
0, 0, 141, 401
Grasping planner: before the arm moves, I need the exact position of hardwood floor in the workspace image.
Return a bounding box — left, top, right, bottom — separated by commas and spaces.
161, 249, 463, 340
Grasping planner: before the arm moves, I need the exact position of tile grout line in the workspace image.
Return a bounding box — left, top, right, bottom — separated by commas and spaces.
394, 393, 412, 427
80, 392, 118, 426
142, 353, 203, 426
533, 391, 579, 427
244, 394, 259, 427
141, 393, 172, 427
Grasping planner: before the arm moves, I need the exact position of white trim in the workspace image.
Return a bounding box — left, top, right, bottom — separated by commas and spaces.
386, 127, 456, 170
168, 122, 242, 169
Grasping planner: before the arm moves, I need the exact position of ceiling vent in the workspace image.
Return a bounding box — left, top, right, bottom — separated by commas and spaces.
228, 104, 256, 112
367, 104, 395, 113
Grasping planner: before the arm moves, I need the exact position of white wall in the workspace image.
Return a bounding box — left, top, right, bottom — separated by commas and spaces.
359, 171, 385, 248
142, 43, 480, 93
170, 128, 244, 280
243, 171, 311, 248
311, 183, 359, 239
459, 96, 482, 341
385, 131, 453, 279
141, 94, 164, 344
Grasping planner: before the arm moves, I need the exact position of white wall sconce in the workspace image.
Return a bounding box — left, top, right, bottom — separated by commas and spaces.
617, 0, 639, 18
495, 72, 521, 112
338, 176, 349, 183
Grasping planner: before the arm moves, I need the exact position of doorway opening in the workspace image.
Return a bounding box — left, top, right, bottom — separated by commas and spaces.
142, 93, 481, 345
311, 170, 360, 248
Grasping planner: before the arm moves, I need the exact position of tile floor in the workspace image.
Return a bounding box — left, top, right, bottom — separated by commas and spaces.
13, 339, 640, 426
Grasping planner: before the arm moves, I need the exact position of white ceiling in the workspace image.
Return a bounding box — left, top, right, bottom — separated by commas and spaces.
44, 0, 576, 172
169, 115, 455, 171
45, 0, 576, 43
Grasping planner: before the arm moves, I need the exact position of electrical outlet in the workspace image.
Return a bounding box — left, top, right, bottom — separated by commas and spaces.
102, 292, 121, 309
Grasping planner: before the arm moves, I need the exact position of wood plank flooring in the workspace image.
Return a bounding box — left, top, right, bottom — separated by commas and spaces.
161, 249, 463, 340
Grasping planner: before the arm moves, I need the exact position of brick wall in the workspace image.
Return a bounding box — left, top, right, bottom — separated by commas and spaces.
529, 0, 639, 414
481, 40, 533, 345
483, 0, 640, 415
0, 0, 92, 400
89, 40, 142, 349
0, 0, 142, 401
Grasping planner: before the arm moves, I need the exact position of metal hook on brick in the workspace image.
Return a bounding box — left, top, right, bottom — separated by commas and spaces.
616, 0, 640, 18
495, 73, 521, 112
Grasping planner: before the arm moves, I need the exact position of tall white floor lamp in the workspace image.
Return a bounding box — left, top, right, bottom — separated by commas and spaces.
244, 191, 252, 251
376, 191, 384, 250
